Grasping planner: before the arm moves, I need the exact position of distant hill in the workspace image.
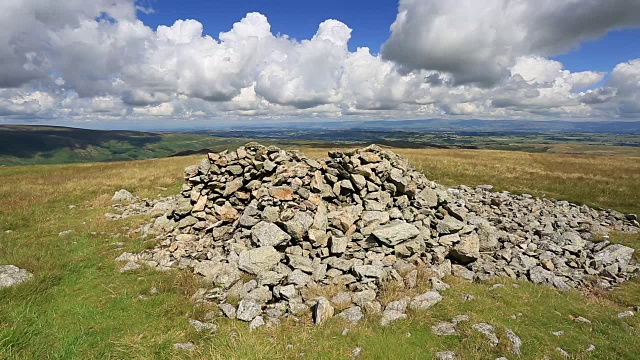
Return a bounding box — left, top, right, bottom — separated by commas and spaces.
0, 125, 248, 166
203, 119, 640, 134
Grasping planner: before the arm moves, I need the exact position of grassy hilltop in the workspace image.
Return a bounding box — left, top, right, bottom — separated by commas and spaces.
0, 145, 639, 359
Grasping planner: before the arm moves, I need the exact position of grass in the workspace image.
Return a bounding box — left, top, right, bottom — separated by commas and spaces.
0, 146, 639, 359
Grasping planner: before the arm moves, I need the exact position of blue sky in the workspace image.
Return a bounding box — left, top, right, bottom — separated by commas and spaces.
139, 0, 399, 53
2, 0, 640, 123
138, 0, 640, 74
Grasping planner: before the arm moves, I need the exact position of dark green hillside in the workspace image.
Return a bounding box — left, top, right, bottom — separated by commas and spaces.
0, 125, 248, 166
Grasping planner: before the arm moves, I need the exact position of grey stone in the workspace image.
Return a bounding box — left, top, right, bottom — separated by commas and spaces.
472, 323, 499, 346
257, 271, 285, 286
251, 222, 291, 247
224, 178, 244, 196
288, 254, 314, 273
573, 316, 591, 324
352, 289, 376, 306
218, 303, 237, 318
173, 342, 195, 351
431, 321, 457, 336
119, 261, 141, 273
417, 187, 438, 208
431, 277, 451, 291
451, 314, 469, 324
112, 189, 137, 202
330, 236, 349, 254
279, 284, 297, 300
380, 309, 407, 326
437, 216, 465, 234
410, 291, 443, 310
435, 351, 457, 360
189, 319, 217, 332
595, 244, 635, 265
288, 269, 311, 286
238, 246, 282, 274
331, 292, 353, 307
556, 347, 569, 358
505, 328, 522, 355
250, 315, 265, 331
385, 298, 409, 313
618, 311, 635, 318
245, 286, 273, 304
449, 233, 480, 265
404, 269, 418, 288
452, 265, 475, 280
58, 230, 73, 237
237, 299, 262, 322
284, 212, 314, 240
288, 298, 311, 315
372, 222, 420, 246
337, 306, 364, 324
353, 264, 386, 280
313, 297, 334, 325
0, 265, 33, 288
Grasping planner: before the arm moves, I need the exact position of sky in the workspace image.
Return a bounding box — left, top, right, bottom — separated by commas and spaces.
1, 0, 640, 127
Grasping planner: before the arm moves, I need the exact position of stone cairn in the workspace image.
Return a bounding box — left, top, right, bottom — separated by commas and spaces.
116, 143, 639, 327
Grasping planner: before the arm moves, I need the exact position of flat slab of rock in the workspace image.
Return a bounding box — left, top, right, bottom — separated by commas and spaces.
251, 222, 291, 247
189, 318, 217, 332
238, 246, 282, 275
0, 265, 33, 288
410, 291, 442, 310
380, 309, 407, 326
595, 244, 634, 266
269, 186, 294, 201
337, 306, 364, 324
372, 222, 420, 246
431, 321, 457, 336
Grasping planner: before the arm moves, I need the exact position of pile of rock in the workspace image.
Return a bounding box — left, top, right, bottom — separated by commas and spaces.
114, 143, 638, 326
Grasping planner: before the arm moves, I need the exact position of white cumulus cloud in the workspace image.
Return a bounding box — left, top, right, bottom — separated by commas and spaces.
0, 0, 639, 123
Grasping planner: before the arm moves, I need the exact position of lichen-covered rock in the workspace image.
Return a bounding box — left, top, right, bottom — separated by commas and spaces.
313, 297, 334, 325
251, 222, 291, 247
409, 291, 442, 310
0, 265, 33, 288
380, 309, 407, 326
237, 299, 262, 322
111, 189, 137, 202
238, 247, 282, 275
372, 222, 420, 246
